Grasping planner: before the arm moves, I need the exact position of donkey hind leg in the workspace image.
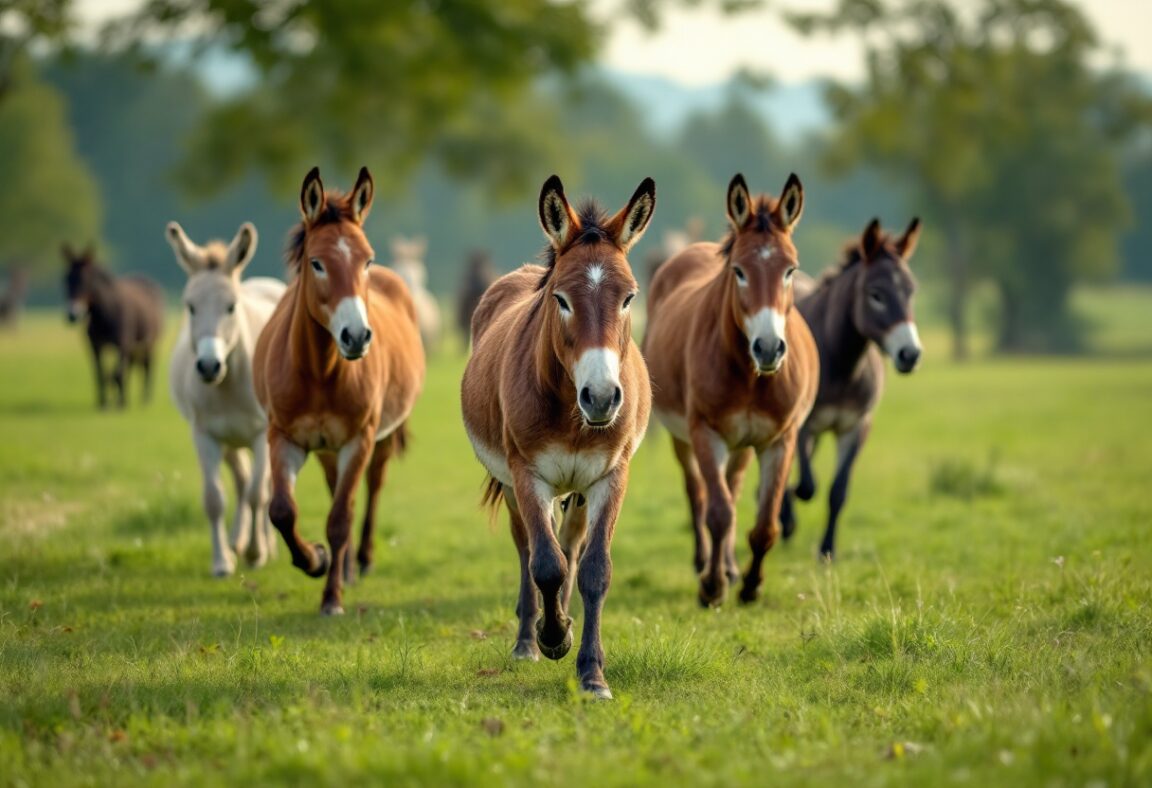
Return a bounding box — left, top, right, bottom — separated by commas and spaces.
740, 436, 794, 604
558, 493, 589, 615
316, 453, 353, 582
224, 448, 253, 559
794, 428, 817, 501
320, 437, 373, 616
242, 437, 272, 568
113, 348, 129, 408
671, 437, 708, 574
90, 342, 107, 409
506, 487, 541, 661
820, 421, 871, 561
193, 429, 235, 577
357, 435, 395, 579
724, 448, 754, 584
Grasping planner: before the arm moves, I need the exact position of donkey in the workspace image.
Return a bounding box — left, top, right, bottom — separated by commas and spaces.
461, 175, 655, 699
643, 173, 818, 607
62, 244, 165, 409
781, 218, 923, 559
390, 235, 442, 351
254, 167, 425, 615
456, 249, 496, 341
167, 221, 286, 577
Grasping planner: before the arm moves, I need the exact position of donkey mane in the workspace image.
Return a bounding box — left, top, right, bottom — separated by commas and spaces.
813, 231, 902, 289
200, 241, 230, 271
536, 199, 614, 289
285, 190, 357, 273
718, 195, 780, 260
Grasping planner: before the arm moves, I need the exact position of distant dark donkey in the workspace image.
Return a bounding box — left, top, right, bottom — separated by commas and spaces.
781, 218, 923, 559
456, 249, 496, 341
62, 244, 165, 409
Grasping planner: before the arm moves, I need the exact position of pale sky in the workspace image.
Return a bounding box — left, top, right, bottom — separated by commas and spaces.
74, 0, 1152, 86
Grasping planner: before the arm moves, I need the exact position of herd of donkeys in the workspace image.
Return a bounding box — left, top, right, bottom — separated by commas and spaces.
60, 167, 922, 699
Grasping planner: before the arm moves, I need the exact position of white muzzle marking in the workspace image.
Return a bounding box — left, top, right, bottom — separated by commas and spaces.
196, 336, 227, 365
330, 296, 371, 357
883, 320, 922, 360
744, 307, 787, 371
574, 347, 622, 425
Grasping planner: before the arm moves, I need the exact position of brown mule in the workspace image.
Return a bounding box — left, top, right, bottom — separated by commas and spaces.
461, 175, 655, 699
253, 167, 425, 615
643, 173, 819, 607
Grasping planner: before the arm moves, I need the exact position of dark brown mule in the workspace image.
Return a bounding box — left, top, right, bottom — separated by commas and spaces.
781, 218, 923, 559
456, 249, 496, 341
461, 175, 655, 699
644, 174, 818, 607
62, 244, 165, 409
253, 167, 425, 615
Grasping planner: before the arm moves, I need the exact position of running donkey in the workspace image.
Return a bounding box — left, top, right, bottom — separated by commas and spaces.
781, 217, 923, 559
167, 221, 286, 576
461, 175, 655, 699
644, 174, 818, 607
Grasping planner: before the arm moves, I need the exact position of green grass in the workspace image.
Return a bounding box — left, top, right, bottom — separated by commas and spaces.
0, 310, 1150, 786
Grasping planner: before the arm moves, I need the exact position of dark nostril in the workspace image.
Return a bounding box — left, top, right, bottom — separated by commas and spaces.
363, 328, 373, 344
752, 338, 763, 356
580, 387, 593, 407
612, 387, 622, 407
777, 339, 788, 358
340, 327, 352, 346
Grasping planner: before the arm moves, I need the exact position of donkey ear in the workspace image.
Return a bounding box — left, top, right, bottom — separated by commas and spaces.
897, 217, 921, 260
350, 166, 374, 225
300, 166, 325, 225
726, 173, 752, 229
538, 174, 578, 250
165, 221, 202, 274
226, 222, 259, 273
611, 177, 656, 251
861, 218, 883, 261
774, 173, 804, 232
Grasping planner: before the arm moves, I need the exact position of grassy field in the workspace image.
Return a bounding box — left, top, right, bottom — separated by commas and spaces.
0, 307, 1149, 786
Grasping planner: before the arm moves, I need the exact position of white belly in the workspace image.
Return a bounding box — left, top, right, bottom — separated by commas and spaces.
806, 406, 862, 435
533, 444, 614, 495
653, 407, 690, 442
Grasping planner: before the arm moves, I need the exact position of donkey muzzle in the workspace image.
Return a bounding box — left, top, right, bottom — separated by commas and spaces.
751, 336, 787, 375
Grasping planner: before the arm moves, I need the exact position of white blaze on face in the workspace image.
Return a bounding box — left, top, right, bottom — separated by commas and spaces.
586, 264, 604, 288
330, 296, 370, 344
336, 236, 352, 263
883, 320, 922, 359
743, 307, 786, 352
573, 347, 621, 401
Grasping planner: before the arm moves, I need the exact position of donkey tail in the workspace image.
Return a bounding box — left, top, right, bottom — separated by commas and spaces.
389, 422, 409, 458
481, 475, 504, 511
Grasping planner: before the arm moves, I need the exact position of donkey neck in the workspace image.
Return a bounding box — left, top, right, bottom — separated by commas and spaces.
86, 269, 121, 320
286, 284, 343, 379
529, 291, 570, 399
813, 264, 871, 380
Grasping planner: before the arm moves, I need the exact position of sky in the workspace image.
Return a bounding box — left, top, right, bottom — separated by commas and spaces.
74, 0, 1152, 87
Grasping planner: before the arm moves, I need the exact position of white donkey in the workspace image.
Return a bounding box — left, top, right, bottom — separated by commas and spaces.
167, 221, 286, 576
390, 235, 442, 351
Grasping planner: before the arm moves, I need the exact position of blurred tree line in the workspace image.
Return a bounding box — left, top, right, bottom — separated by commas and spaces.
0, 0, 1149, 354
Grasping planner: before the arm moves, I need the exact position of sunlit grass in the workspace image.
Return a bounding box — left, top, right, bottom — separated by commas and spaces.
0, 308, 1149, 785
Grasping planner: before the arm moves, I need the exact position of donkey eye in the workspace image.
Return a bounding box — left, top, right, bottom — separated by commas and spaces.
227, 303, 236, 314
554, 293, 571, 313
310, 258, 324, 274
869, 290, 885, 307
187, 304, 195, 316
622, 292, 636, 310
784, 267, 796, 282
733, 267, 747, 284
364, 258, 374, 270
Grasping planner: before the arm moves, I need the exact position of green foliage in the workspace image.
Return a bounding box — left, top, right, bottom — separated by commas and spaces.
0, 307, 1151, 783
789, 0, 1152, 353
0, 56, 100, 277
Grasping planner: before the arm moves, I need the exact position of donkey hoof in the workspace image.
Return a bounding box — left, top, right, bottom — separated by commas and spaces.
358, 558, 374, 577
305, 543, 330, 578
211, 566, 234, 579
511, 640, 540, 661
535, 618, 573, 661
697, 577, 726, 608
738, 584, 760, 604
321, 602, 345, 616
581, 681, 613, 700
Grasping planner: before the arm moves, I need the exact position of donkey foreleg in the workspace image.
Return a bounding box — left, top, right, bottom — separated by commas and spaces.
505, 488, 540, 661
320, 436, 373, 616
671, 437, 708, 575
740, 436, 794, 603
575, 469, 626, 700
820, 422, 870, 561
193, 428, 235, 577
89, 342, 107, 409
511, 461, 571, 660
690, 422, 734, 607
242, 437, 272, 568
224, 448, 253, 559
268, 431, 327, 579
558, 493, 589, 614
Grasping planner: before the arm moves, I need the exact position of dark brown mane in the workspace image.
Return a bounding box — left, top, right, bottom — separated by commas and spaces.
719, 195, 780, 260
536, 199, 614, 289
814, 231, 902, 288
285, 190, 356, 272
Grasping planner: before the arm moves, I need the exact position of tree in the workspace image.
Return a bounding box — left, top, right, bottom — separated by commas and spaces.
0, 0, 71, 102
0, 55, 101, 277
789, 0, 1152, 355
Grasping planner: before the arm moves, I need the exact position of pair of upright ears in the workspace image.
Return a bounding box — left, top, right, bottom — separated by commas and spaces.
299, 166, 374, 227
165, 222, 258, 275
726, 173, 804, 233
537, 175, 656, 253
861, 217, 922, 261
